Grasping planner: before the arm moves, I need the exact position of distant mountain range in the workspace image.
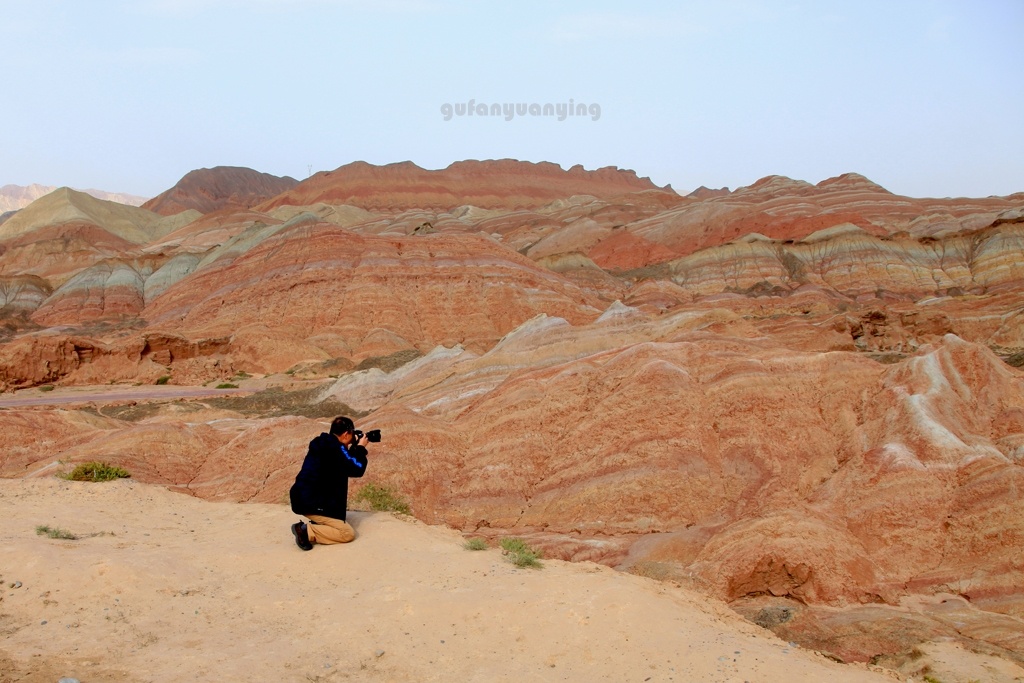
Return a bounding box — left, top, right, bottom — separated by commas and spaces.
0, 183, 148, 214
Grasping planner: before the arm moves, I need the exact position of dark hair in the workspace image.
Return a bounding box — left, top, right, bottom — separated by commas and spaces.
329, 416, 355, 435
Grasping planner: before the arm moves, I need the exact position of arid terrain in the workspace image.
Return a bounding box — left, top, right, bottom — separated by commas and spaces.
1, 160, 1022, 681
1, 477, 921, 683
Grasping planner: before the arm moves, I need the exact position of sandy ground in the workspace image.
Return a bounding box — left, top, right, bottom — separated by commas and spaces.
0, 479, 904, 683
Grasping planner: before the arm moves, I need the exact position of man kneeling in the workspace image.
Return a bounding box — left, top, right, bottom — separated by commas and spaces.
289, 416, 369, 551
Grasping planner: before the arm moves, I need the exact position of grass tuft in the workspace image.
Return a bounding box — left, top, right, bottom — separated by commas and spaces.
355, 483, 411, 515
36, 525, 77, 540
155, 375, 170, 385
39, 384, 56, 392
499, 537, 543, 568
216, 383, 239, 389
61, 462, 130, 482
463, 537, 488, 551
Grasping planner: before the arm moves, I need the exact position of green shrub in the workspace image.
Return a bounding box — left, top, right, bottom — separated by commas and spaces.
36, 525, 77, 540
39, 384, 56, 392
463, 538, 488, 551
233, 370, 252, 379
499, 537, 543, 568
216, 383, 239, 389
62, 462, 130, 482
355, 483, 411, 515
155, 375, 171, 385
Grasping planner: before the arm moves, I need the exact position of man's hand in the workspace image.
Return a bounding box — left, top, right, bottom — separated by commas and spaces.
357, 434, 370, 447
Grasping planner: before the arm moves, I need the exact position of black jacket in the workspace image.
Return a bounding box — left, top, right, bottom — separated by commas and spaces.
289, 432, 368, 521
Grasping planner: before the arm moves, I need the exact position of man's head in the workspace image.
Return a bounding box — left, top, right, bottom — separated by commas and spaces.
330, 416, 355, 445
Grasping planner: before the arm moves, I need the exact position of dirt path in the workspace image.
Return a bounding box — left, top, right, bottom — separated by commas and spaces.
0, 385, 250, 408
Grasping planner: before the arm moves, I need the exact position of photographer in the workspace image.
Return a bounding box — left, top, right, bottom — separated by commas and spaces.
289, 416, 375, 551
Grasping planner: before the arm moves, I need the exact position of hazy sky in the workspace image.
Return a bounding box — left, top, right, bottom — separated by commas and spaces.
2, 0, 1022, 199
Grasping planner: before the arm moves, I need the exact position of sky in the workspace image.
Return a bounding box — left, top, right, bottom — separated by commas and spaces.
2, 0, 1022, 199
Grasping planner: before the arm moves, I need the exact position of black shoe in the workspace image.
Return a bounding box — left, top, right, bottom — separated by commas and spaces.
292, 521, 313, 551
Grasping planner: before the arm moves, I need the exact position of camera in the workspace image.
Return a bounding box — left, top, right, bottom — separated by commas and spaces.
353, 429, 381, 443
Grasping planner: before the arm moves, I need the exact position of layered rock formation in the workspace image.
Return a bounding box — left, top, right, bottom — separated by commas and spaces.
142, 166, 298, 216
598, 173, 1023, 270
0, 183, 147, 212
299, 310, 1022, 613
0, 187, 177, 244
658, 220, 1024, 300
0, 189, 194, 286
256, 159, 678, 212
0, 275, 51, 315
31, 256, 170, 326
1, 160, 1022, 666
0, 189, 200, 328
142, 221, 603, 358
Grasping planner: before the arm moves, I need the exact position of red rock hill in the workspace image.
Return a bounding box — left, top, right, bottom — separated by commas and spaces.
142, 166, 298, 216
256, 159, 678, 211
